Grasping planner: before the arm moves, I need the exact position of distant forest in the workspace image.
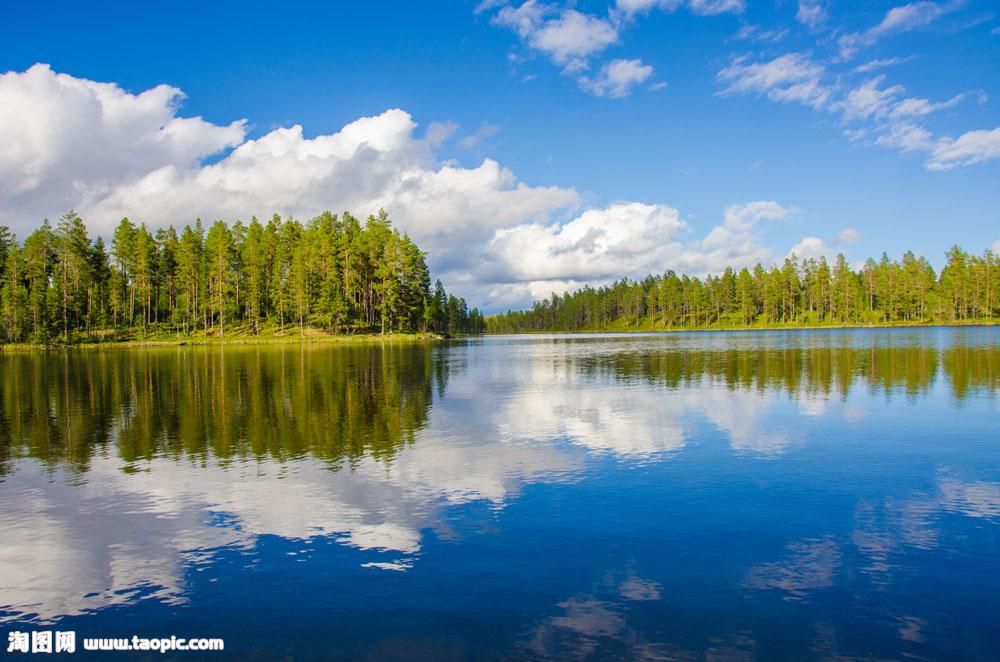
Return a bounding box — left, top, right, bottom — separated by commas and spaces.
0, 210, 485, 343
486, 248, 999, 333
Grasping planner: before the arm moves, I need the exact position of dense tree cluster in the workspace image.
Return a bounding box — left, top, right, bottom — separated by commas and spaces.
487, 248, 999, 333
0, 210, 485, 343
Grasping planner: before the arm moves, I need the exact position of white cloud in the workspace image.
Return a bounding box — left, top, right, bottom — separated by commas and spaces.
838, 1, 956, 59
788, 236, 831, 260
927, 127, 1000, 170
720, 199, 793, 232
533, 11, 617, 69
688, 0, 745, 15
874, 122, 936, 152
0, 65, 579, 298
489, 202, 686, 283
992, 239, 1000, 254
489, 0, 738, 98
788, 228, 861, 261
487, 200, 796, 304
424, 120, 459, 146
839, 76, 906, 120
615, 0, 675, 12
853, 55, 916, 74
733, 23, 789, 43
717, 55, 996, 170
0, 65, 812, 311
717, 53, 831, 109
577, 58, 654, 98
796, 0, 827, 30
835, 227, 862, 244
615, 0, 745, 16
0, 64, 245, 223
459, 123, 502, 149
837, 75, 971, 123
474, 0, 507, 14
890, 91, 972, 118
494, 2, 618, 72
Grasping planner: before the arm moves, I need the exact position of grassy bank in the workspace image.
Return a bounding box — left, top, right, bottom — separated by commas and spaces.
0, 322, 444, 350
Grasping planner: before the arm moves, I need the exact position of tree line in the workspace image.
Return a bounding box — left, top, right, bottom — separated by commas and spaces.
0, 210, 485, 343
486, 247, 999, 333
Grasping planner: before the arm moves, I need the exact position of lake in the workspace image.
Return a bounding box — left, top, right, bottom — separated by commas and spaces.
1, 328, 998, 660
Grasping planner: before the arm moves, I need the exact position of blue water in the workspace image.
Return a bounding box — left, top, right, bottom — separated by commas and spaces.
0, 328, 997, 659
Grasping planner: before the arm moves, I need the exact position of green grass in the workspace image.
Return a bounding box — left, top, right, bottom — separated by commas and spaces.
0, 320, 444, 350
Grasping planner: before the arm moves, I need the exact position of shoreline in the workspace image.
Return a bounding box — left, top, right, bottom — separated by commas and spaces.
484, 319, 1000, 336
4, 320, 998, 350
0, 331, 445, 351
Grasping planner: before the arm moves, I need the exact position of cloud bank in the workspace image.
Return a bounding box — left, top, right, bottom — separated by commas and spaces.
1, 65, 843, 310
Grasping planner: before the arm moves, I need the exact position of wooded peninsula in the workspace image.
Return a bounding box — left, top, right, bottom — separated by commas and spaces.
486, 247, 999, 333
0, 210, 485, 344
3, 210, 997, 344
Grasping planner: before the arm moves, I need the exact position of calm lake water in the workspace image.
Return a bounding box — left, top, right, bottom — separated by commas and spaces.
1, 328, 998, 660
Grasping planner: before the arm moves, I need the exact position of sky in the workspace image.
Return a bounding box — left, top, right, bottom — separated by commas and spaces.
1, 0, 998, 311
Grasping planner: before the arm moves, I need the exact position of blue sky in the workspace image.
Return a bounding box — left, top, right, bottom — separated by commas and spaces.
1, 0, 998, 309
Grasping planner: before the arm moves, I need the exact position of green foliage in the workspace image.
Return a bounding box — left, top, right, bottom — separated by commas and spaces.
487, 250, 1000, 333
0, 209, 484, 344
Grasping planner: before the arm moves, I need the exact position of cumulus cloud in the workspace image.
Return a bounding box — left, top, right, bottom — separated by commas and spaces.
0, 65, 580, 298
0, 64, 246, 224
489, 202, 686, 283
486, 200, 798, 305
488, 0, 745, 98
788, 227, 859, 261
577, 58, 654, 98
489, 2, 664, 98
787, 236, 830, 260
0, 65, 823, 311
720, 199, 793, 232
494, 2, 618, 72
796, 0, 828, 30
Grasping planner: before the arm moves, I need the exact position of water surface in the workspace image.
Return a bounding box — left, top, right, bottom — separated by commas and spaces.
1, 328, 998, 659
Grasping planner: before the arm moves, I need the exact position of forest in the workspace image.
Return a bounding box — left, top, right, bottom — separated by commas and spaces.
486, 247, 999, 333
0, 210, 485, 343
